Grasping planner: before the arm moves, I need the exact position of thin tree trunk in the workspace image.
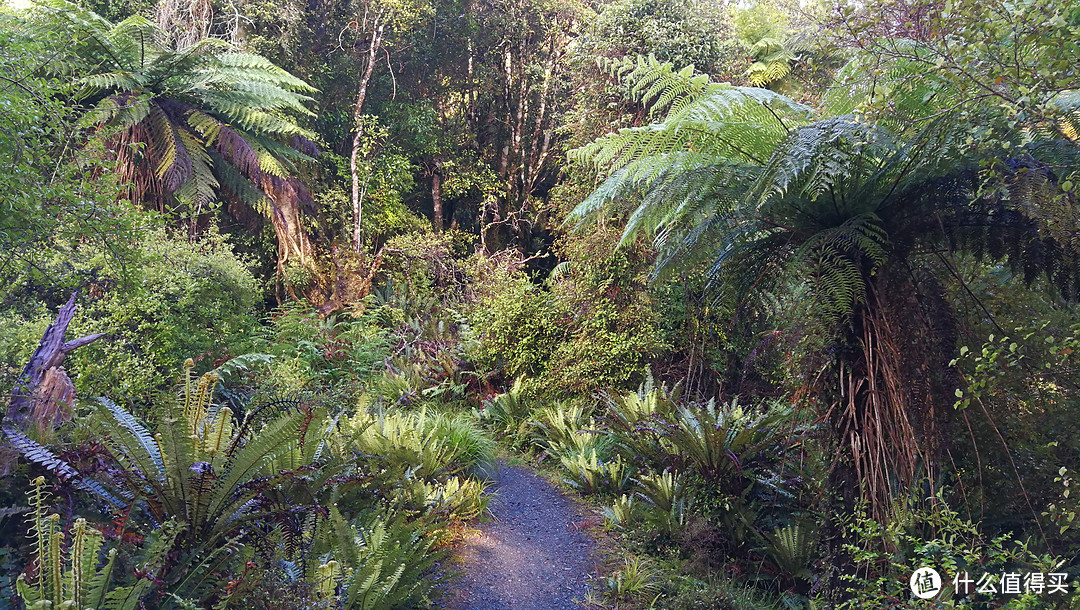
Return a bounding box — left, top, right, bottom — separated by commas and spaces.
525, 27, 560, 195
432, 170, 443, 232
497, 46, 513, 180
350, 20, 385, 252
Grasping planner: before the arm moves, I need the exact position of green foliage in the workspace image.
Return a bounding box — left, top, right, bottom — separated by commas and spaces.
603, 493, 639, 530
835, 497, 1072, 608
559, 0, 743, 155
665, 398, 782, 481
27, 0, 317, 214
603, 375, 680, 466
732, 0, 801, 88
407, 475, 491, 522
74, 228, 259, 403
309, 508, 439, 610
346, 407, 494, 481
603, 555, 662, 601
606, 387, 800, 493
759, 522, 817, 583
837, 0, 1080, 139
467, 230, 668, 396
586, 0, 736, 79
529, 403, 598, 455
0, 227, 259, 406
256, 299, 390, 396
466, 256, 561, 384
636, 471, 688, 535
476, 377, 533, 447
16, 477, 175, 610
569, 51, 1080, 521
0, 10, 135, 300
946, 320, 1080, 538
560, 450, 632, 496
77, 362, 340, 601
653, 573, 788, 610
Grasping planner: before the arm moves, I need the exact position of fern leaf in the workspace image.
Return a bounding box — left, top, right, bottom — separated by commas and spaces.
205, 411, 303, 519
97, 398, 166, 481
2, 427, 122, 507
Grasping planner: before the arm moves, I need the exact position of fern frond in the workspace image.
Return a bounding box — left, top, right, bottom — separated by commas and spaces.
206, 411, 304, 519
210, 148, 272, 213
570, 61, 810, 178
209, 353, 275, 382
97, 398, 166, 481
215, 53, 318, 92
746, 37, 797, 87
3, 428, 121, 506
601, 54, 710, 118
154, 401, 196, 522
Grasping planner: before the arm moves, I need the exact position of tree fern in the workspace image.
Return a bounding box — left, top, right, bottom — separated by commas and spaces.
29, 0, 317, 221
570, 51, 1080, 520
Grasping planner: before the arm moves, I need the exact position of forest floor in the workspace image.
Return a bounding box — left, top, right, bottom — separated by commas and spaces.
436, 460, 603, 609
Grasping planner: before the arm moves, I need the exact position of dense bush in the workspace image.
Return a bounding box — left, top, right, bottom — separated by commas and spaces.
255, 298, 390, 399
0, 228, 260, 407
467, 229, 668, 396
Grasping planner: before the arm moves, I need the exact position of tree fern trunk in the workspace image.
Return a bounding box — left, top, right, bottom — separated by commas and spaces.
820, 264, 958, 596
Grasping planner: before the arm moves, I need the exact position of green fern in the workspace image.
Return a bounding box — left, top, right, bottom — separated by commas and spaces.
82, 361, 335, 583
570, 51, 1080, 519
15, 477, 175, 610
308, 508, 439, 610
761, 522, 818, 581
30, 0, 316, 215
746, 37, 797, 87
635, 471, 687, 534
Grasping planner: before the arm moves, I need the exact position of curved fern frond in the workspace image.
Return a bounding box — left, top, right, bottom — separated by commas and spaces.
570, 82, 812, 175
601, 54, 711, 118
97, 398, 166, 483
2, 428, 122, 507
206, 410, 304, 519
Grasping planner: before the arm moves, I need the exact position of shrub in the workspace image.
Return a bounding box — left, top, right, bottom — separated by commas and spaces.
465, 228, 668, 397
256, 298, 390, 397
0, 228, 261, 407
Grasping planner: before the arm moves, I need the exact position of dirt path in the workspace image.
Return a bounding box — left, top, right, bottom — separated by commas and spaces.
438, 461, 600, 609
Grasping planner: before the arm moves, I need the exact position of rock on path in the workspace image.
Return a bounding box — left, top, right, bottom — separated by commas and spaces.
440, 461, 599, 610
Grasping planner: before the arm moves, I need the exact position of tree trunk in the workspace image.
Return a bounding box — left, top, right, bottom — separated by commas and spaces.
6, 293, 104, 434
350, 20, 385, 252
819, 265, 958, 598
432, 170, 443, 232
265, 177, 318, 302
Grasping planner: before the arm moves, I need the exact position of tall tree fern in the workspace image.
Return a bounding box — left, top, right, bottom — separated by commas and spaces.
29, 0, 319, 277
568, 56, 1080, 525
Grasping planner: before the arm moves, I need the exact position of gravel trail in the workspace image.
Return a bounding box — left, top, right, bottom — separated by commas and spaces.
439, 461, 600, 609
